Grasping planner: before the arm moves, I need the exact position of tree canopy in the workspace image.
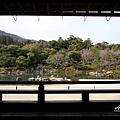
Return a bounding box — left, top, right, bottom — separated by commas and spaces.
0, 34, 120, 72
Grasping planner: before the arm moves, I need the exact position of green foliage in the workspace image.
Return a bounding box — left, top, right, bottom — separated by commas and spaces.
0, 34, 120, 73
83, 38, 93, 49
16, 56, 29, 69
0, 35, 14, 45
68, 51, 82, 63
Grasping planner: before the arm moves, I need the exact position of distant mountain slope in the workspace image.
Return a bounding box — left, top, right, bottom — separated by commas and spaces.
0, 30, 29, 42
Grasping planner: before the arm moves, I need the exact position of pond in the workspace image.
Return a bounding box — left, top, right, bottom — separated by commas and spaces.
0, 72, 117, 81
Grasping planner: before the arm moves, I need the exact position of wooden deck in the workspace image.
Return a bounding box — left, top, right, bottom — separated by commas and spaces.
0, 100, 120, 118
0, 81, 120, 118
0, 111, 120, 117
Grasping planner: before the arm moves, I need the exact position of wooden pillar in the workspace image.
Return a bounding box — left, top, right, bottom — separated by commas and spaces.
0, 94, 2, 101
38, 84, 45, 104
82, 92, 89, 103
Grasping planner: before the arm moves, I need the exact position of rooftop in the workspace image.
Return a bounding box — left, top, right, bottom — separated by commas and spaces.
0, 1, 120, 17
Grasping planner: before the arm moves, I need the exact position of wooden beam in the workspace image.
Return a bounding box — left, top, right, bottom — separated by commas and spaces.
3, 2, 11, 14
38, 84, 45, 104
74, 2, 77, 14
86, 2, 91, 14
0, 94, 2, 101
32, 2, 37, 15
98, 2, 105, 14
61, 2, 63, 14
18, 2, 24, 15
0, 1, 120, 16
46, 2, 50, 14
111, 2, 119, 14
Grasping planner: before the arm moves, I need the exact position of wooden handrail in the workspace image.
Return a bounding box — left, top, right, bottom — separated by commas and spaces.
1, 89, 120, 94
0, 90, 38, 94
45, 89, 120, 93
0, 80, 120, 103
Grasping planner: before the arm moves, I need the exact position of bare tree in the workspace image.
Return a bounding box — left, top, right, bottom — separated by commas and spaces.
80, 49, 94, 65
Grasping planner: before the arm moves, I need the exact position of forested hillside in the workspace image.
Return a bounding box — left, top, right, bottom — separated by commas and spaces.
0, 30, 30, 42
0, 33, 120, 76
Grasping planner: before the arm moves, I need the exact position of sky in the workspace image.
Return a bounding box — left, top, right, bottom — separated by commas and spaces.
0, 15, 120, 45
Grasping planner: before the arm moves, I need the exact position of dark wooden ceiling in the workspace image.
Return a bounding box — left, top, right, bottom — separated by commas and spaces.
0, 1, 120, 17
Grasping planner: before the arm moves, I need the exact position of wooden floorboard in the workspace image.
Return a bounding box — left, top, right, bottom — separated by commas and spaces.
0, 112, 120, 117
58, 112, 75, 117
43, 112, 58, 117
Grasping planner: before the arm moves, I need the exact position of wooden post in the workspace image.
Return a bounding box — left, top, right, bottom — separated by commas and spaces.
38, 84, 45, 104
82, 92, 89, 103
0, 94, 2, 101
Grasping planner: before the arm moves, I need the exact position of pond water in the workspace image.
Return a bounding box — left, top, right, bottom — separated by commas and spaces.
0, 73, 118, 81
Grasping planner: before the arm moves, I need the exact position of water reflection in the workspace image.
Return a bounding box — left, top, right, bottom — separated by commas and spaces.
0, 73, 117, 81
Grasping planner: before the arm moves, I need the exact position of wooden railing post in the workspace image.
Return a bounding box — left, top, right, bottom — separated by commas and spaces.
82, 92, 89, 103
38, 84, 45, 104
0, 94, 2, 101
